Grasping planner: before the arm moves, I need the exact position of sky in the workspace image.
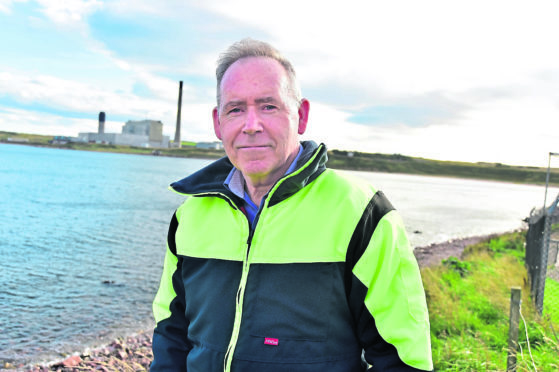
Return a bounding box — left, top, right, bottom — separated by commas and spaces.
1, 0, 558, 167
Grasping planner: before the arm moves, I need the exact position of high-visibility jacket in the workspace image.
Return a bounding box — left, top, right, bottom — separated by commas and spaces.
152, 141, 432, 372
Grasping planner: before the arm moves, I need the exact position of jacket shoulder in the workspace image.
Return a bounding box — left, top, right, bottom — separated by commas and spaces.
318, 169, 379, 205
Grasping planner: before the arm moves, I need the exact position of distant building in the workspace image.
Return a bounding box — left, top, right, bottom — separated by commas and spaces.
195, 141, 223, 150
79, 119, 170, 148
6, 137, 29, 143
49, 136, 81, 145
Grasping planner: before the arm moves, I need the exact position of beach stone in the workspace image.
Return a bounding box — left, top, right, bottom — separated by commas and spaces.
62, 355, 82, 367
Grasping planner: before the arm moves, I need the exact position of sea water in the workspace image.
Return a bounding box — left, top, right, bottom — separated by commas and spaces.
0, 143, 556, 365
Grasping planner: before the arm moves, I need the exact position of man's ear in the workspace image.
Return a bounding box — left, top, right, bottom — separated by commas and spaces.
212, 107, 222, 140
297, 98, 310, 135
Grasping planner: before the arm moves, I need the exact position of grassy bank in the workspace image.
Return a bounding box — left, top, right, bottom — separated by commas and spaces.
422, 231, 559, 371
1, 131, 558, 186
327, 150, 559, 186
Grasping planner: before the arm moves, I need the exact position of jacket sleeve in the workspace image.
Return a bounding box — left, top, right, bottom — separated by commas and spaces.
151, 212, 192, 371
346, 191, 433, 371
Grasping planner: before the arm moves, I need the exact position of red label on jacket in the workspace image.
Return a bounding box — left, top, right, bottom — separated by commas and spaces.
264, 337, 279, 346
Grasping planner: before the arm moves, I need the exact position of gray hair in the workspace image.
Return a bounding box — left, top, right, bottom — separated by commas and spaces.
215, 38, 302, 108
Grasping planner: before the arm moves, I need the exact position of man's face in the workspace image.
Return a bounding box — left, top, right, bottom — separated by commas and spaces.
213, 57, 309, 184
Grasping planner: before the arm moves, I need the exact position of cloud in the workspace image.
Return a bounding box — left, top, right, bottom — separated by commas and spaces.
0, 71, 151, 114
0, 71, 183, 131
308, 95, 559, 167
0, 106, 102, 135
198, 0, 559, 96
35, 0, 102, 28
0, 0, 23, 13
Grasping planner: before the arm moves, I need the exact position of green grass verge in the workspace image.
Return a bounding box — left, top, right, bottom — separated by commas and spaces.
544, 278, 559, 326
422, 231, 559, 371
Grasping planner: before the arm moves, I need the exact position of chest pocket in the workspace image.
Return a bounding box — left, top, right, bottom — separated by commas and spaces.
246, 262, 334, 342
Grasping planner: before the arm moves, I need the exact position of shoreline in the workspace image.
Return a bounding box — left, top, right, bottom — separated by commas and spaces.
18, 331, 153, 372
10, 231, 513, 372
2, 141, 557, 188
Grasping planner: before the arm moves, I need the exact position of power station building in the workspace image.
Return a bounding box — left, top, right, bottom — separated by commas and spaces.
79, 116, 170, 148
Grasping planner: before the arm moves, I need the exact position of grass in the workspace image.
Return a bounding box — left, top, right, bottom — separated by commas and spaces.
327, 150, 559, 186
423, 231, 559, 371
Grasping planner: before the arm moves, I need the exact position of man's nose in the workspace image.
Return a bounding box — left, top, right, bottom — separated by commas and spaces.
242, 107, 263, 134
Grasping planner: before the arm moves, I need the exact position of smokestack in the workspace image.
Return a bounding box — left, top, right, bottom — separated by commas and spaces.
174, 81, 183, 148
98, 111, 105, 134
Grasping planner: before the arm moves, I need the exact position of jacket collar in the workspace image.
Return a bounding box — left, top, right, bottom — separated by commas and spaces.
170, 141, 328, 206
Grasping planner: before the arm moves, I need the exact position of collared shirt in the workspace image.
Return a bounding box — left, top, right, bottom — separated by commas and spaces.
224, 145, 303, 227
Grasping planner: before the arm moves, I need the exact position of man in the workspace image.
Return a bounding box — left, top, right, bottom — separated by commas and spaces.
151, 38, 433, 372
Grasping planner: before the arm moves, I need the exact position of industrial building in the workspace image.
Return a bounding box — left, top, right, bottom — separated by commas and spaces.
78, 115, 170, 148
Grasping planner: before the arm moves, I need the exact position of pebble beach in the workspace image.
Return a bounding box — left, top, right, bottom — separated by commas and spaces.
14, 332, 153, 372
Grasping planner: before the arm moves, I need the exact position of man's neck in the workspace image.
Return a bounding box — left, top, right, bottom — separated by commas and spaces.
243, 166, 289, 206
242, 145, 302, 206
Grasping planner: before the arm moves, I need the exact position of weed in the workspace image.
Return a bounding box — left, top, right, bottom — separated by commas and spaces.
423, 231, 558, 371
442, 256, 472, 277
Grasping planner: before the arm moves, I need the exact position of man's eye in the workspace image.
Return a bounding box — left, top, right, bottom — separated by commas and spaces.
227, 108, 241, 114
263, 105, 277, 111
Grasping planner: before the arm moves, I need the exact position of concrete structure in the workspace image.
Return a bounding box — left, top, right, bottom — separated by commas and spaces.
173, 81, 183, 148
196, 141, 223, 150
79, 119, 170, 148
98, 112, 105, 134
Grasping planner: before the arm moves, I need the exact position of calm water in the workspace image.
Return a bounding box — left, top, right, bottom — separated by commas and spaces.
0, 143, 556, 366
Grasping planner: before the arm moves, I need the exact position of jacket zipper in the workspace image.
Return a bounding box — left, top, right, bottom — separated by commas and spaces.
223, 208, 256, 372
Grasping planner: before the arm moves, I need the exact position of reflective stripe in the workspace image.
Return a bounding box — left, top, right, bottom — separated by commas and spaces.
152, 246, 178, 324
353, 211, 433, 371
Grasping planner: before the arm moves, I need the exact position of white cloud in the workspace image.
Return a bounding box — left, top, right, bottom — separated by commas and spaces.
35, 0, 102, 28
0, 106, 100, 135
301, 95, 558, 167
0, 71, 154, 115
199, 0, 559, 97
0, 0, 27, 13
0, 71, 183, 132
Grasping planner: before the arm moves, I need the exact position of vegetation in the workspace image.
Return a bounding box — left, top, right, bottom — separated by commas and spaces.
328, 150, 559, 186
422, 231, 559, 371
1, 131, 558, 186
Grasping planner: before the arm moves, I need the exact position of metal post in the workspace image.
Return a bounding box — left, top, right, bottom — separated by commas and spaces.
536, 211, 551, 314
507, 287, 522, 372
544, 152, 559, 209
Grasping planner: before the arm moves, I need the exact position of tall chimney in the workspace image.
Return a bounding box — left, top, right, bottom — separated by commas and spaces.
174, 81, 183, 148
98, 111, 105, 134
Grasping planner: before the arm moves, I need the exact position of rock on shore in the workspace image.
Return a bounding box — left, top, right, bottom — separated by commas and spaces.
22, 332, 153, 372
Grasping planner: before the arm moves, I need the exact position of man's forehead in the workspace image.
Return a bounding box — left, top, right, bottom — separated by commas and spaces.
221, 58, 287, 86
222, 96, 278, 107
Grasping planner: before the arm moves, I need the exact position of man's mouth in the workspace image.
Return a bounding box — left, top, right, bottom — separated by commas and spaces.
238, 145, 269, 150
